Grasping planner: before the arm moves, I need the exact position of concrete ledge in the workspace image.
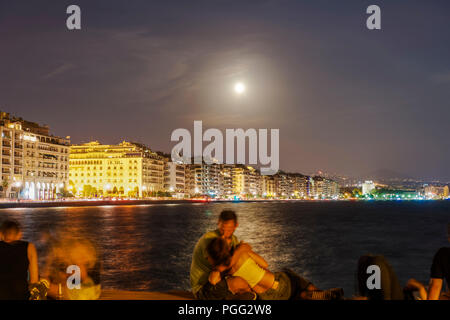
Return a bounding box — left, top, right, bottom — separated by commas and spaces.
99, 289, 194, 300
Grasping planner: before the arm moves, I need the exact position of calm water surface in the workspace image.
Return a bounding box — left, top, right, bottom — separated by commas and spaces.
1, 201, 449, 297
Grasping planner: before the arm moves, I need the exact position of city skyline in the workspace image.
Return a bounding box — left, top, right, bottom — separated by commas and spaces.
1, 1, 450, 180
2, 109, 449, 188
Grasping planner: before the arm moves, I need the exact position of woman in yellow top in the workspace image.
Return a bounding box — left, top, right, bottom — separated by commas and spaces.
206, 237, 343, 300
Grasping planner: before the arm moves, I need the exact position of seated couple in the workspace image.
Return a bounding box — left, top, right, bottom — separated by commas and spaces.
357, 224, 450, 300
190, 210, 343, 300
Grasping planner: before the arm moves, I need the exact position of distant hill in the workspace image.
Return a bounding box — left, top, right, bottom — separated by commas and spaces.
364, 169, 415, 181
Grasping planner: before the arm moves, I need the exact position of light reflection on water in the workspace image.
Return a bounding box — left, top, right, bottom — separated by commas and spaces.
0, 201, 449, 296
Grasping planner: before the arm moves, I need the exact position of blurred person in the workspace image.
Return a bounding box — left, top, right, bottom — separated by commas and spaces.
356, 254, 405, 300
0, 220, 39, 300
42, 233, 102, 300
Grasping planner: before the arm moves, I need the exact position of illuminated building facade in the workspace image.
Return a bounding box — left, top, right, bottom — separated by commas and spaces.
274, 173, 294, 198
0, 111, 70, 199
187, 163, 221, 197
311, 176, 339, 199
164, 161, 186, 198
423, 184, 450, 199
362, 180, 376, 195
261, 175, 276, 197
291, 174, 309, 198
219, 164, 234, 198
69, 141, 164, 198
232, 165, 260, 198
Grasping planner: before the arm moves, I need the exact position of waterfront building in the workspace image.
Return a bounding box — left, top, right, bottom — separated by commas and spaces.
312, 176, 339, 199
328, 179, 340, 199
69, 141, 164, 198
423, 184, 449, 199
291, 173, 309, 199
311, 176, 324, 199
185, 162, 221, 197
362, 180, 376, 195
0, 111, 70, 200
307, 176, 315, 198
261, 174, 276, 198
183, 164, 195, 196
219, 164, 234, 198
231, 165, 260, 198
164, 161, 186, 198
274, 172, 295, 198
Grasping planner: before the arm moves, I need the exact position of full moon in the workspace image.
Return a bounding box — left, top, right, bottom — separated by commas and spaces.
234, 82, 246, 94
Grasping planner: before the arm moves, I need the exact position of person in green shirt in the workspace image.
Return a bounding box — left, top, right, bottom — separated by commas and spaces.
190, 210, 253, 299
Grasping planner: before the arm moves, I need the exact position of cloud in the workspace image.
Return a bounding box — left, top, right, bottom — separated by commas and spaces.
42, 63, 75, 80
430, 72, 450, 84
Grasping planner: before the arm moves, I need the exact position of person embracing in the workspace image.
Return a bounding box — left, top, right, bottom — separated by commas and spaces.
190, 210, 254, 300
205, 237, 343, 300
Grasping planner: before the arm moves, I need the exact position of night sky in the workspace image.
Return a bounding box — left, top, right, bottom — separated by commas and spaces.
1, 0, 449, 180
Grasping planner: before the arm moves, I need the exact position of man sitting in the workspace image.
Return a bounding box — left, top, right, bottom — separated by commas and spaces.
190, 210, 254, 300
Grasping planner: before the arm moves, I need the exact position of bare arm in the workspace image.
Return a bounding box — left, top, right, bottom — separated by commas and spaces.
27, 242, 39, 284
405, 278, 428, 300
229, 242, 252, 267
427, 278, 443, 300
208, 270, 221, 285
248, 250, 268, 270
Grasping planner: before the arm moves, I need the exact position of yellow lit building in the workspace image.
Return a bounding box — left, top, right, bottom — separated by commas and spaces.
69, 141, 164, 198
219, 164, 234, 198
1, 111, 70, 200
232, 165, 259, 198
261, 175, 276, 198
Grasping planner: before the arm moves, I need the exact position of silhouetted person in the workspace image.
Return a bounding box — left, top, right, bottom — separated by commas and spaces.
0, 220, 39, 300
357, 254, 404, 300
407, 223, 450, 300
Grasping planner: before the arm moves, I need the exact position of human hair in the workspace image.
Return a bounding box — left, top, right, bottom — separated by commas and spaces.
0, 220, 21, 239
219, 210, 237, 224
206, 237, 232, 267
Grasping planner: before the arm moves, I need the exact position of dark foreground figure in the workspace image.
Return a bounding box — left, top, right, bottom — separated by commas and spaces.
0, 220, 39, 300
357, 245, 450, 300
